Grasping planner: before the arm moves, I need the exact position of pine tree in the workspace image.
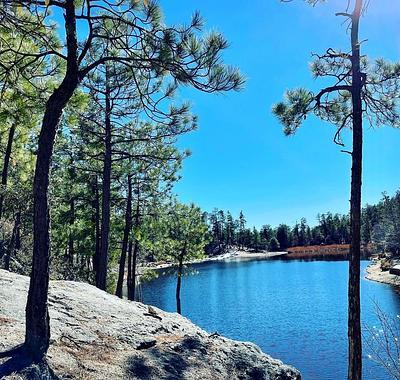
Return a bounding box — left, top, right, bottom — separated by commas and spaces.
238, 211, 246, 250
226, 211, 236, 247
251, 227, 261, 251
276, 224, 291, 250
274, 1, 400, 377
148, 202, 208, 314
269, 237, 280, 252
1, 0, 243, 358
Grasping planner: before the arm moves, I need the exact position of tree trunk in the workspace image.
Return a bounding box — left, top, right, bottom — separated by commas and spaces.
25, 85, 78, 358
4, 211, 20, 270
176, 244, 187, 315
129, 240, 139, 301
67, 155, 76, 269
25, 0, 80, 359
116, 175, 132, 298
127, 198, 140, 301
96, 67, 112, 291
0, 122, 16, 219
92, 176, 100, 274
68, 198, 75, 268
127, 240, 134, 300
348, 1, 363, 379
15, 211, 21, 251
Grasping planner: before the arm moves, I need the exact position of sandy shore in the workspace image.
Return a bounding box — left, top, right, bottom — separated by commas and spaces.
138, 250, 287, 274
365, 259, 400, 289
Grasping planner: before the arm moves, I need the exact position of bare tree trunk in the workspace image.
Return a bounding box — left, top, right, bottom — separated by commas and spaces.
25, 0, 80, 359
126, 240, 139, 301
127, 198, 140, 301
127, 240, 134, 300
116, 175, 132, 298
4, 211, 20, 270
348, 1, 363, 379
15, 211, 21, 251
67, 155, 76, 269
96, 67, 112, 291
68, 198, 75, 267
0, 122, 16, 219
131, 239, 139, 301
176, 244, 187, 315
92, 176, 100, 275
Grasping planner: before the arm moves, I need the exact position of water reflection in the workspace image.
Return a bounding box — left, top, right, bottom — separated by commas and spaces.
142, 259, 400, 380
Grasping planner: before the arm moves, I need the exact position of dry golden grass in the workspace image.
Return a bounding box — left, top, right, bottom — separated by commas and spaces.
285, 244, 372, 259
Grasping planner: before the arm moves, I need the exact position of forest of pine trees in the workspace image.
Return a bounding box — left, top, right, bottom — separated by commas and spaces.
0, 0, 399, 378
205, 191, 400, 255
205, 209, 351, 253
3, 159, 400, 280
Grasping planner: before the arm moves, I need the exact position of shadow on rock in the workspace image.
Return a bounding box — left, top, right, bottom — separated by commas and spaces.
125, 357, 154, 380
0, 345, 58, 379
125, 336, 205, 380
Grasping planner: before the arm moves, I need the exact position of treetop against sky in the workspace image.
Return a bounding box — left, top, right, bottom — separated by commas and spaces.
154, 0, 400, 228
9, 0, 398, 229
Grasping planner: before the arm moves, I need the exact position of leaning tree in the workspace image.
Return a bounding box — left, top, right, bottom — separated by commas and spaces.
0, 0, 243, 359
274, 0, 400, 378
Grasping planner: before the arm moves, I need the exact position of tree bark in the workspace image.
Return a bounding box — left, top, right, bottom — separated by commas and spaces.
130, 239, 139, 301
127, 197, 140, 301
348, 1, 363, 379
24, 0, 80, 359
127, 240, 134, 300
68, 198, 75, 268
15, 211, 21, 251
0, 122, 16, 219
92, 176, 100, 274
115, 175, 132, 298
176, 243, 187, 315
67, 155, 76, 269
96, 66, 112, 291
25, 84, 78, 358
4, 211, 20, 270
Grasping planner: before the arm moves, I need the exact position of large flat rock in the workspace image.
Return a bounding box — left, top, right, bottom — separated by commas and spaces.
0, 269, 301, 380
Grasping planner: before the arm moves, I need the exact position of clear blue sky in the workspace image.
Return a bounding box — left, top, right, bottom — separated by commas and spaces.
158, 0, 400, 228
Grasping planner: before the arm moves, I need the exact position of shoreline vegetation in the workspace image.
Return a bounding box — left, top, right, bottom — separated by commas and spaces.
141, 247, 400, 295
138, 244, 374, 275
285, 244, 373, 261
139, 250, 287, 271
139, 247, 400, 293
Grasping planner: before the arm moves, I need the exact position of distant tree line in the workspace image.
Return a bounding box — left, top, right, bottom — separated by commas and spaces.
205, 191, 400, 255
204, 209, 351, 254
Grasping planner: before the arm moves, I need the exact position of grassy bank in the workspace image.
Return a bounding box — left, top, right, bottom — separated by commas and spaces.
279, 244, 372, 261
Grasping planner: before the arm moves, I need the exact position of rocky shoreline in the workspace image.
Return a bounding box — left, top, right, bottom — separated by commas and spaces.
365, 259, 400, 289
0, 269, 301, 380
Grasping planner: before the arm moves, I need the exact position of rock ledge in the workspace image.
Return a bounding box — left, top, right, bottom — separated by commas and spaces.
0, 269, 300, 379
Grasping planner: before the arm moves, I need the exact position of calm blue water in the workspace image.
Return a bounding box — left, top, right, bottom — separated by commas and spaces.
141, 259, 400, 380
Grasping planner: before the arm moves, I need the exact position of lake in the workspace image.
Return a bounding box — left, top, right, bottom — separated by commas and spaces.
141, 259, 400, 380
